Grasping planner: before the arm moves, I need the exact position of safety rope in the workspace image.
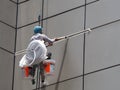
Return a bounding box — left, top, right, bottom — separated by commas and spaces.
36, 15, 41, 90
15, 28, 91, 56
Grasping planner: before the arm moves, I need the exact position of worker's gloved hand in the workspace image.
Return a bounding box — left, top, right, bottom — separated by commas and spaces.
55, 38, 60, 41
48, 43, 53, 46
55, 37, 65, 41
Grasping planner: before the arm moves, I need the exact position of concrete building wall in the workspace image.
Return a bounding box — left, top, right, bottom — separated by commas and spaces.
1, 0, 120, 90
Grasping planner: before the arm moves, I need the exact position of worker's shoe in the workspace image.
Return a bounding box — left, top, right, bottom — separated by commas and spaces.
41, 80, 48, 86
31, 79, 35, 85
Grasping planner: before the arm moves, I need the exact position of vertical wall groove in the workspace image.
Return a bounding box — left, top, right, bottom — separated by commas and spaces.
12, 0, 19, 90
82, 0, 87, 90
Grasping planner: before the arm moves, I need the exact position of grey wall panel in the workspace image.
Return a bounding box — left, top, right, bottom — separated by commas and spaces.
60, 35, 83, 81
0, 50, 14, 90
44, 0, 84, 17
46, 7, 84, 38
11, 0, 16, 2
0, 0, 16, 27
86, 0, 120, 28
12, 0, 27, 3
17, 23, 38, 51
58, 77, 82, 90
18, 0, 42, 27
19, 0, 29, 3
43, 0, 48, 19
0, 23, 15, 52
85, 22, 120, 73
85, 66, 120, 90
45, 85, 55, 90
19, 0, 26, 2
44, 77, 82, 90
45, 40, 67, 85
87, 0, 96, 3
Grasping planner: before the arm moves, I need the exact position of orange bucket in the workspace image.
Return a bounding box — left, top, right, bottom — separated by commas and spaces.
23, 67, 30, 77
44, 62, 55, 75
44, 63, 51, 73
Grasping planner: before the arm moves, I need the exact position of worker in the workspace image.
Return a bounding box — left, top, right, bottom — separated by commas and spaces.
19, 26, 62, 85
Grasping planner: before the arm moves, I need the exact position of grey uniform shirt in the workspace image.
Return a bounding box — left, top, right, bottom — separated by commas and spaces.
30, 33, 55, 43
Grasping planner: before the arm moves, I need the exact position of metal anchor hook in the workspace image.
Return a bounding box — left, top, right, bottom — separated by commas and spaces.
38, 15, 41, 26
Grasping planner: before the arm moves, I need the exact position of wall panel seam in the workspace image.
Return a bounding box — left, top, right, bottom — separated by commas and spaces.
17, 0, 99, 29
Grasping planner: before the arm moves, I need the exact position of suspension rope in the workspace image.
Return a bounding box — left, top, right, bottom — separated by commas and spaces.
36, 0, 45, 89
35, 64, 41, 90
15, 28, 91, 56
37, 15, 41, 90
